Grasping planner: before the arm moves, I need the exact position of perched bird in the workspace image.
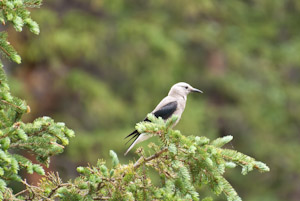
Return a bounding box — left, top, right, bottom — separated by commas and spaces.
124, 82, 202, 156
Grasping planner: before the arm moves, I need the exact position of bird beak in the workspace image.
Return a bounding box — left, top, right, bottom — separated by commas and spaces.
191, 87, 203, 93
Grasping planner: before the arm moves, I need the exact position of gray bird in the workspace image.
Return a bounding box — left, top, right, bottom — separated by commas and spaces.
124, 82, 202, 156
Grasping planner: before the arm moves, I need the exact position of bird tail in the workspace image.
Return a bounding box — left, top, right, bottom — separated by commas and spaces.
124, 140, 137, 156
124, 133, 152, 156
124, 130, 139, 145
124, 129, 138, 139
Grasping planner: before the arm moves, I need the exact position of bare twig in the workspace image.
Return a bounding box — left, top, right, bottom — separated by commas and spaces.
93, 196, 111, 200
14, 189, 29, 197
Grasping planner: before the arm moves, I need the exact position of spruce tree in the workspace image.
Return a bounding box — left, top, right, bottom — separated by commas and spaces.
0, 0, 74, 199
0, 1, 269, 200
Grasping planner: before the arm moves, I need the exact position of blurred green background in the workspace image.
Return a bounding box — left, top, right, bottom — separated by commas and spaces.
4, 0, 300, 200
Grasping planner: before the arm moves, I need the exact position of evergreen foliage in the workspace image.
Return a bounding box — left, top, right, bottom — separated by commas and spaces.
1, 0, 74, 199
0, 63, 75, 199
0, 0, 41, 64
25, 2, 298, 199
0, 0, 271, 200
4, 115, 269, 200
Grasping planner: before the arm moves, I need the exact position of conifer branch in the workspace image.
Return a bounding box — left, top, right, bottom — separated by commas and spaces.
14, 188, 29, 198
0, 1, 271, 199
0, 100, 23, 110
133, 147, 168, 169
0, 45, 11, 57
3, 119, 269, 200
0, 51, 74, 199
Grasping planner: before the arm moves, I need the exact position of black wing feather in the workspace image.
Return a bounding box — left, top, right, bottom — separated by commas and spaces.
153, 101, 178, 120
124, 101, 178, 146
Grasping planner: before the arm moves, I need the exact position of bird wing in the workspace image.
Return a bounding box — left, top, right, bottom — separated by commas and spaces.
125, 100, 178, 140
152, 101, 178, 120
124, 100, 178, 155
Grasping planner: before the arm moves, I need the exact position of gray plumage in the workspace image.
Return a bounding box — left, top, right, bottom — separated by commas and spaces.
124, 82, 202, 156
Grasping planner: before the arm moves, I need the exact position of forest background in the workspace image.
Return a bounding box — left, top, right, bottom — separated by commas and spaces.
2, 0, 300, 200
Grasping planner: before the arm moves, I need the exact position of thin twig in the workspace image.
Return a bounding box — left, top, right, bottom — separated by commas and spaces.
47, 185, 60, 198
1, 99, 22, 110
222, 155, 260, 170
14, 189, 29, 197
50, 141, 65, 148
10, 142, 39, 148
93, 196, 111, 200
133, 147, 168, 170
0, 45, 11, 57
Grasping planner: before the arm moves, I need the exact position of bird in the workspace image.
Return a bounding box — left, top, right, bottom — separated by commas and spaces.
124, 82, 203, 156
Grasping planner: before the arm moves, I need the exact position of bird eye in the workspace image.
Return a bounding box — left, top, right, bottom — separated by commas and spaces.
185, 86, 188, 89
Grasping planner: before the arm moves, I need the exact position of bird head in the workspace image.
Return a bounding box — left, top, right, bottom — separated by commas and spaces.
168, 82, 203, 98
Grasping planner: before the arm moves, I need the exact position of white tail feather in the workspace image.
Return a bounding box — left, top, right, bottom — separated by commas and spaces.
124, 133, 152, 156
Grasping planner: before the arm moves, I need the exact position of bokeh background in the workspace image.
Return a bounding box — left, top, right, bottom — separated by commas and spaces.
3, 0, 300, 200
